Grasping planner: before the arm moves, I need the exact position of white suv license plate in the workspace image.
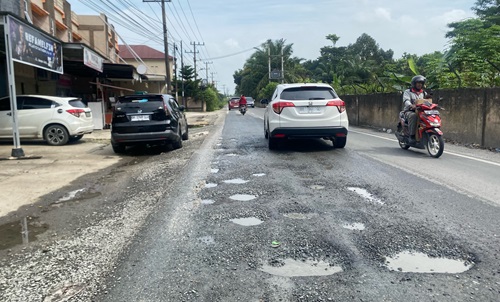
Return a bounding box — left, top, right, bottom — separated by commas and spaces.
131, 115, 150, 121
297, 107, 322, 114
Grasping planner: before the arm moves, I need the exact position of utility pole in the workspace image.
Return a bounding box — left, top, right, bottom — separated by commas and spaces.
143, 0, 171, 93
203, 61, 213, 82
210, 72, 216, 86
174, 42, 178, 100
187, 42, 204, 81
180, 41, 185, 107
281, 46, 284, 83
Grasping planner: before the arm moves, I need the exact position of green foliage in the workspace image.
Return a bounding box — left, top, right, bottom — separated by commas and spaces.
198, 86, 221, 112
232, 2, 500, 98
446, 17, 500, 87
258, 82, 278, 101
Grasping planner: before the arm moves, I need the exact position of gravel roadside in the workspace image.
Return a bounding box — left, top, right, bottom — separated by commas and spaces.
0, 109, 225, 302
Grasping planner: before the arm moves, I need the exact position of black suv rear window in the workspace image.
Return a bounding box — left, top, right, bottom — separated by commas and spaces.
118, 95, 163, 103
115, 95, 165, 113
280, 87, 338, 100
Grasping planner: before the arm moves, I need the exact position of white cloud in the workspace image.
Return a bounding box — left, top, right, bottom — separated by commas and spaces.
375, 8, 392, 21
223, 39, 240, 49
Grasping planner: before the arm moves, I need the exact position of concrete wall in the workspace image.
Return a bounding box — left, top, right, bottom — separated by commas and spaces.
342, 87, 500, 149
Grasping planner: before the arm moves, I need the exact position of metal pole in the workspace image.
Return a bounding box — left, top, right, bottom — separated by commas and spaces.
281, 46, 284, 84
193, 43, 197, 81
161, 0, 171, 93
268, 45, 271, 80
181, 41, 185, 107
174, 43, 178, 100
4, 16, 25, 157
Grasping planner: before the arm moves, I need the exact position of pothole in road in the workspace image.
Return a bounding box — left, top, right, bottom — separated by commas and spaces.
310, 185, 325, 190
211, 168, 219, 174
230, 217, 263, 226
198, 236, 215, 245
0, 217, 48, 250
283, 213, 319, 220
260, 259, 343, 277
223, 178, 248, 184
384, 251, 474, 273
57, 189, 86, 203
229, 194, 257, 201
225, 153, 237, 157
347, 187, 384, 205
201, 199, 215, 205
204, 183, 218, 188
253, 173, 266, 177
342, 222, 366, 231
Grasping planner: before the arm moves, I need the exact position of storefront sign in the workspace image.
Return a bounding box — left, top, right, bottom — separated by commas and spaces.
7, 15, 63, 74
84, 47, 103, 72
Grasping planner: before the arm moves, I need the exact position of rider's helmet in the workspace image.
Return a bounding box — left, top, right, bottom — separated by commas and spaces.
411, 75, 426, 88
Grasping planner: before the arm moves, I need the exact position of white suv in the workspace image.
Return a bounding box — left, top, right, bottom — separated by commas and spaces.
263, 83, 349, 150
0, 95, 94, 145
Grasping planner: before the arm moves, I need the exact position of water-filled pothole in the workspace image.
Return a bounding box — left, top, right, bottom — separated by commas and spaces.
0, 217, 48, 250
204, 183, 218, 188
229, 194, 257, 201
253, 173, 266, 177
223, 178, 248, 184
342, 222, 366, 231
310, 185, 325, 190
226, 153, 237, 157
198, 236, 215, 245
211, 168, 219, 173
260, 259, 343, 277
283, 212, 319, 220
385, 251, 474, 273
57, 188, 85, 203
230, 217, 263, 226
201, 199, 215, 205
347, 187, 384, 205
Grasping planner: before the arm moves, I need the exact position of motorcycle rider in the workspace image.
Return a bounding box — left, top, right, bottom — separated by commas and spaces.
403, 75, 429, 143
238, 95, 247, 110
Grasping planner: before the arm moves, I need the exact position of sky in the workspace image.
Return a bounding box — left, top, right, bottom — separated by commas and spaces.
69, 0, 477, 95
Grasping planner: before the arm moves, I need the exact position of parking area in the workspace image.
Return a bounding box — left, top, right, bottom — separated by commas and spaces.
0, 135, 118, 217
0, 110, 222, 217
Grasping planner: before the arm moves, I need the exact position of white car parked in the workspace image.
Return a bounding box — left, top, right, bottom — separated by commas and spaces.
262, 83, 349, 150
0, 95, 94, 145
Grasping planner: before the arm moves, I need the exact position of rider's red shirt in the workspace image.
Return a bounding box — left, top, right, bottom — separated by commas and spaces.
239, 96, 247, 106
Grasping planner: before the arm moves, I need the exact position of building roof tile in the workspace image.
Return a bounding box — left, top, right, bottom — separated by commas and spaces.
118, 45, 173, 60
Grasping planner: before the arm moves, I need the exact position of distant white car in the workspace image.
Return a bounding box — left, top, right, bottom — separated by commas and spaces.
262, 83, 349, 150
0, 95, 94, 145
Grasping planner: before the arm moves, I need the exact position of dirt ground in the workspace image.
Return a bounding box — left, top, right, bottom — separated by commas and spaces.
0, 110, 221, 218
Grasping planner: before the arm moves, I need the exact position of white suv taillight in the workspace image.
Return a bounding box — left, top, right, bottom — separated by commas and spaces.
272, 101, 295, 114
66, 108, 85, 117
326, 100, 346, 113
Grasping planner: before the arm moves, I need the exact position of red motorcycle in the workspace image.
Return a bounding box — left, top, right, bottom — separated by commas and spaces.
395, 99, 444, 158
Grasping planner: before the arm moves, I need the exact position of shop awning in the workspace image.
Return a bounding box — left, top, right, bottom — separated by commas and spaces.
62, 43, 145, 80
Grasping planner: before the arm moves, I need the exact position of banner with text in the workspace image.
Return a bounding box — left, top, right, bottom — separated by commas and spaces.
8, 16, 63, 74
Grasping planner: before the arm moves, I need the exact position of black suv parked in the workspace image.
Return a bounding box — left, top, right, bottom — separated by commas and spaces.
111, 94, 188, 153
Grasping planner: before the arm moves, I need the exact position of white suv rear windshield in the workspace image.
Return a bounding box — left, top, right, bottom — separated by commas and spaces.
280, 87, 338, 100
68, 99, 87, 108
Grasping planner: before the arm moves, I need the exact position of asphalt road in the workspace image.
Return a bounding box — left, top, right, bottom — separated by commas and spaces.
96, 108, 500, 301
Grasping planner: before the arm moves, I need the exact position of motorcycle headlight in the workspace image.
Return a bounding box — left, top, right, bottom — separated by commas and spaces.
430, 122, 440, 127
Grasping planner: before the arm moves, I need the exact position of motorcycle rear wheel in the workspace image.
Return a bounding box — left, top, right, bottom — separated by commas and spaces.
398, 139, 410, 150
426, 133, 444, 158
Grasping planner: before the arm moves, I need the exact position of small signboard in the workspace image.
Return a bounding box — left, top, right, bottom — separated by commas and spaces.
84, 46, 103, 72
270, 70, 282, 79
7, 15, 63, 74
